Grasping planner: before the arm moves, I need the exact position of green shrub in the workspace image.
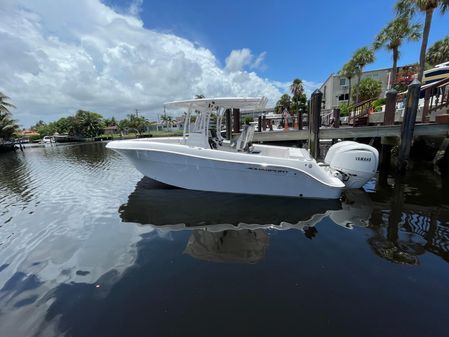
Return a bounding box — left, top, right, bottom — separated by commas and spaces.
244, 116, 254, 125
352, 78, 382, 102
371, 98, 386, 112
339, 103, 351, 117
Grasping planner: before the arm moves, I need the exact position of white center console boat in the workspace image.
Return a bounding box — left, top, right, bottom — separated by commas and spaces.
107, 97, 378, 199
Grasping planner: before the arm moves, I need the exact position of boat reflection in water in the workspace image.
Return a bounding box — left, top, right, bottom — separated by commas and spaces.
119, 177, 374, 263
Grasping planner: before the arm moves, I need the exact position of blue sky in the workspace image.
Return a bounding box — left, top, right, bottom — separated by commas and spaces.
108, 0, 449, 83
0, 0, 448, 126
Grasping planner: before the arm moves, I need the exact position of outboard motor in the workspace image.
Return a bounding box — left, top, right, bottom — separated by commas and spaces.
325, 141, 379, 189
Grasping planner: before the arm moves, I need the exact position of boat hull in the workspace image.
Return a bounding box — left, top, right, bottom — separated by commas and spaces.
110, 143, 344, 199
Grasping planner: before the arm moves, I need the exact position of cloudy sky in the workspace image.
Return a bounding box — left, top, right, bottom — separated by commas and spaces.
0, 0, 447, 126
0, 0, 310, 126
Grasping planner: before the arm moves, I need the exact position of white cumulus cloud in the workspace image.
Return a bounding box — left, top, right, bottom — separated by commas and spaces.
0, 0, 319, 126
128, 0, 143, 16
225, 48, 267, 72
251, 51, 267, 70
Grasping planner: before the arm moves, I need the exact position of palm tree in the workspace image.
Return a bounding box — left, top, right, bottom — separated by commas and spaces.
0, 114, 19, 142
289, 79, 307, 116
274, 94, 291, 114
74, 110, 104, 137
0, 93, 18, 141
351, 47, 376, 103
167, 116, 174, 130
290, 79, 304, 97
0, 92, 15, 115
426, 35, 449, 66
373, 17, 421, 89
160, 114, 174, 130
396, 0, 449, 81
339, 61, 358, 105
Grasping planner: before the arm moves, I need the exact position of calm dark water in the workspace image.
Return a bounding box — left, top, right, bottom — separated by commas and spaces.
1, 143, 449, 337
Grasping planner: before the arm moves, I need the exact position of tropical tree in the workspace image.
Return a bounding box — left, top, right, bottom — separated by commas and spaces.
160, 114, 174, 130
0, 93, 18, 141
274, 94, 291, 114
55, 116, 77, 135
396, 0, 449, 81
194, 94, 205, 99
0, 92, 15, 115
289, 79, 307, 115
73, 110, 105, 137
351, 47, 376, 103
118, 119, 129, 134
31, 120, 54, 137
339, 61, 358, 105
104, 117, 118, 127
31, 120, 45, 132
0, 113, 19, 141
290, 79, 304, 98
373, 17, 421, 88
426, 35, 449, 66
31, 118, 73, 137
339, 102, 351, 117
126, 114, 147, 134
352, 78, 383, 102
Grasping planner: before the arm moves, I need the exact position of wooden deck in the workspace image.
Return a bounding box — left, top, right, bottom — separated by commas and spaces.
251, 123, 449, 142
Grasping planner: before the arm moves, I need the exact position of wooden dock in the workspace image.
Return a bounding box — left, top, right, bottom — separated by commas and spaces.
224, 77, 449, 173
252, 123, 449, 142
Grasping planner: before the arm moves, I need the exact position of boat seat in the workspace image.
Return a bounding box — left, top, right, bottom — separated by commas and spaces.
208, 129, 221, 149
232, 124, 255, 152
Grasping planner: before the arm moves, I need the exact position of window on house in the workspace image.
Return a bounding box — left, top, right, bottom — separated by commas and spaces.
340, 78, 346, 86
338, 94, 349, 101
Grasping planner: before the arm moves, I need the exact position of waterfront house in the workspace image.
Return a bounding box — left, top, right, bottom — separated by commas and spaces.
104, 125, 119, 135
320, 67, 391, 111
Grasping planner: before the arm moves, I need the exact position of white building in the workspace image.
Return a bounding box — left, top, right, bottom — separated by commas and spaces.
320, 68, 391, 110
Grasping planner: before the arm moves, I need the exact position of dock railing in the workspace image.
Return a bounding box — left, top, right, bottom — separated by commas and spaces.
320, 109, 333, 127
348, 98, 377, 127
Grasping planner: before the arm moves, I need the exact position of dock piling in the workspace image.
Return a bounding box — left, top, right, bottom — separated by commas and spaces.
384, 89, 397, 126
397, 79, 421, 174
232, 108, 240, 135
380, 89, 398, 175
309, 89, 322, 159
333, 108, 340, 128
380, 136, 397, 173
225, 109, 232, 140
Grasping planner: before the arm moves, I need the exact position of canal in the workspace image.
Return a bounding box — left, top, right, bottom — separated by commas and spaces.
0, 142, 448, 337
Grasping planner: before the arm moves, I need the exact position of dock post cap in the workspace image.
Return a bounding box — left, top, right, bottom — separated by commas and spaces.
311, 89, 322, 96
409, 79, 421, 86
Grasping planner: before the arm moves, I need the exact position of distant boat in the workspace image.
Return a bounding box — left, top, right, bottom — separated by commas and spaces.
42, 136, 55, 144
423, 61, 449, 85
